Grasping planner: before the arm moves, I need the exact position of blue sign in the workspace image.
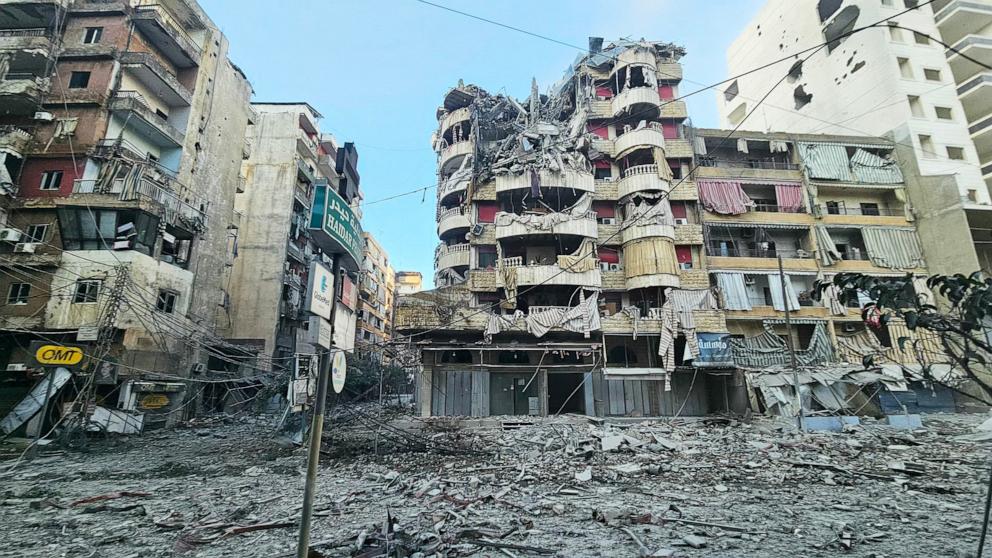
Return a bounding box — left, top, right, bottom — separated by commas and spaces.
695, 333, 734, 368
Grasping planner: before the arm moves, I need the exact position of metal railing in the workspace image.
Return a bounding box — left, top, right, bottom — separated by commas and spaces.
132, 2, 202, 56
0, 28, 48, 38
820, 205, 901, 216
698, 158, 799, 170
72, 176, 207, 226
622, 164, 658, 178
529, 305, 569, 315
706, 244, 809, 258
751, 202, 806, 214
839, 248, 870, 261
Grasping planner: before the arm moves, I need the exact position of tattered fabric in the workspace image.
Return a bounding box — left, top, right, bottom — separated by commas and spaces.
814, 226, 842, 266
731, 322, 834, 368
667, 288, 718, 329
850, 148, 903, 184
774, 183, 804, 213
862, 227, 925, 269
623, 238, 679, 279
714, 272, 752, 311
526, 291, 602, 338
483, 310, 525, 343
769, 274, 800, 312
557, 238, 599, 272
697, 180, 752, 215
796, 143, 852, 181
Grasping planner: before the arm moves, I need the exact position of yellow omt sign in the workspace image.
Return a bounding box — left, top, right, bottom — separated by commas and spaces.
35, 345, 84, 366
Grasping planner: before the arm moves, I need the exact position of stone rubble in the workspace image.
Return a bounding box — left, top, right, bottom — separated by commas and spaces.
0, 409, 989, 557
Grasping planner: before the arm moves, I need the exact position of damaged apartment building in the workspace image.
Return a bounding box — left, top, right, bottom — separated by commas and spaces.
395, 38, 963, 419
0, 0, 254, 429
223, 103, 363, 366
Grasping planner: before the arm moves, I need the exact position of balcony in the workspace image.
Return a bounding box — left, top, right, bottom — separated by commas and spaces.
695, 158, 802, 182
501, 257, 602, 287
958, 71, 992, 122
617, 164, 671, 198
0, 124, 32, 155
588, 99, 612, 119
0, 74, 48, 115
71, 176, 207, 231
439, 140, 473, 173
317, 153, 335, 179
948, 35, 992, 83
108, 91, 185, 148
613, 126, 666, 157
436, 243, 470, 270
439, 106, 471, 136
296, 131, 318, 162
494, 211, 598, 240
131, 3, 201, 68
119, 51, 192, 107
495, 168, 594, 194
0, 0, 68, 28
611, 86, 661, 117
293, 183, 311, 208
935, 0, 992, 46
0, 27, 54, 51
613, 48, 657, 74
69, 0, 126, 15
296, 158, 315, 185
706, 244, 810, 259
621, 222, 675, 244
437, 206, 471, 238
819, 205, 908, 225
286, 241, 305, 264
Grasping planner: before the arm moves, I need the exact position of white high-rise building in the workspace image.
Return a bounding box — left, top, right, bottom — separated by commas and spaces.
718, 0, 991, 208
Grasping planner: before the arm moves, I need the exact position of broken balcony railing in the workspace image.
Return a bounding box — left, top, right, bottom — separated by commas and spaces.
73, 177, 207, 231
697, 158, 799, 170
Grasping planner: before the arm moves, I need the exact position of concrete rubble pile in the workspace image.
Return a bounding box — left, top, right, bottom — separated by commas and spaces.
1, 410, 990, 557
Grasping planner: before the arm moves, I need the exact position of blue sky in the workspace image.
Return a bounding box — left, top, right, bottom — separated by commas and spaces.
200, 0, 764, 286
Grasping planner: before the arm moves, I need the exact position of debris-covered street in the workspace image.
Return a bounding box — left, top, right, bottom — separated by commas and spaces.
2, 408, 990, 557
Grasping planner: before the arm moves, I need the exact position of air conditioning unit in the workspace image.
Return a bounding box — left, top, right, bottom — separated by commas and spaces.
13, 243, 36, 253
609, 263, 622, 271
842, 323, 859, 333
673, 218, 689, 225
6, 363, 27, 371
601, 176, 615, 182
190, 363, 206, 375
599, 217, 616, 225
471, 224, 484, 236
679, 262, 693, 270
34, 111, 54, 122
743, 274, 757, 285
599, 262, 611, 272
0, 229, 21, 242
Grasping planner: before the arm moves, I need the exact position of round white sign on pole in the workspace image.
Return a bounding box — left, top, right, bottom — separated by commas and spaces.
331, 351, 347, 394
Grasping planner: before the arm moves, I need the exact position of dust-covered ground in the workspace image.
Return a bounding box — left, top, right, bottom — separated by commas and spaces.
1, 409, 990, 557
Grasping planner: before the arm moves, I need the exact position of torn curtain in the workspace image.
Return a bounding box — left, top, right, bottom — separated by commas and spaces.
774, 183, 804, 213
861, 227, 925, 269
714, 272, 752, 311
697, 180, 752, 215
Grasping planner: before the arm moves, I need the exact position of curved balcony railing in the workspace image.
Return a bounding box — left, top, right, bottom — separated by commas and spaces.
436, 206, 471, 238
435, 243, 471, 270
494, 168, 594, 193
611, 86, 661, 117
620, 222, 675, 244
612, 48, 657, 75
439, 106, 471, 136
613, 125, 666, 156
618, 164, 671, 198
494, 211, 598, 239
439, 140, 473, 172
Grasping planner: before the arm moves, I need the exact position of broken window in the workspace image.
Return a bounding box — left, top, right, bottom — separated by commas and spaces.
68, 71, 90, 89
913, 31, 930, 45
947, 146, 966, 160
907, 95, 924, 117
58, 208, 159, 253
935, 106, 953, 120
161, 225, 193, 268
7, 283, 29, 305
923, 68, 941, 81
607, 345, 638, 366
73, 279, 101, 304
727, 103, 747, 126
39, 170, 63, 191
897, 57, 913, 79
823, 5, 860, 52
817, 0, 842, 22
888, 23, 904, 42
156, 289, 178, 314
83, 27, 103, 44
723, 80, 739, 102
793, 85, 813, 109
25, 223, 48, 243
918, 134, 935, 157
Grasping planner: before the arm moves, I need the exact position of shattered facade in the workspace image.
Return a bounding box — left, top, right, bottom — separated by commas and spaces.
355, 231, 394, 352
396, 38, 963, 419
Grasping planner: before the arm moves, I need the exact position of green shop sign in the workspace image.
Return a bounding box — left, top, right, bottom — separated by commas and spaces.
309, 180, 364, 270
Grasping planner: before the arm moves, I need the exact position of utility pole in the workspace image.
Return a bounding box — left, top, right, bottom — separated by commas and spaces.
777, 254, 805, 431
296, 255, 340, 558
